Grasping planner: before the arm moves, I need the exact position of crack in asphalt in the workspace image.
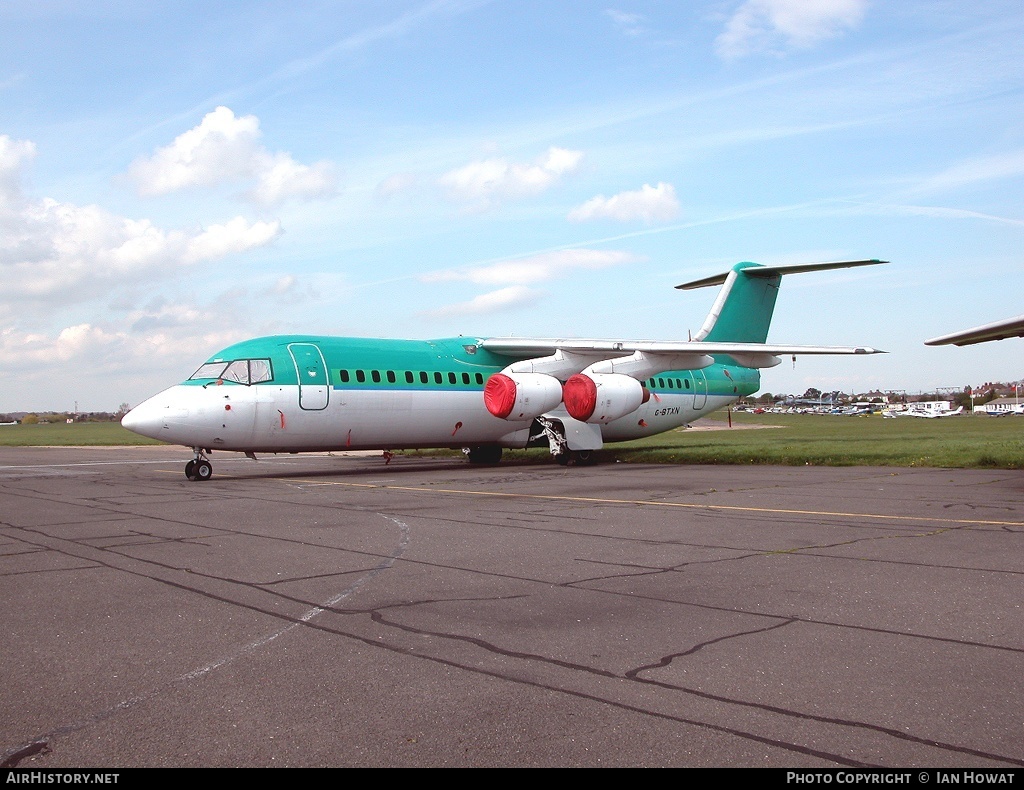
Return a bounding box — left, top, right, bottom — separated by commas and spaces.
2, 463, 1021, 768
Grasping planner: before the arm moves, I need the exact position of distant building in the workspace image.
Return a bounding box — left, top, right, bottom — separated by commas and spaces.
907, 401, 953, 414
860, 390, 890, 403
978, 396, 1024, 415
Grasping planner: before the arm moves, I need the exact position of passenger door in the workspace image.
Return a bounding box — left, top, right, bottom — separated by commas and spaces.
288, 343, 330, 410
692, 369, 708, 410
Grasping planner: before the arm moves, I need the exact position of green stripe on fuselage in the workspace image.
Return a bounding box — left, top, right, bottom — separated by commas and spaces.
185, 334, 759, 399
186, 335, 508, 388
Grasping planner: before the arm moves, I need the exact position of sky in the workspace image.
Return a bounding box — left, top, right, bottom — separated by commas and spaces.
1, 0, 1022, 412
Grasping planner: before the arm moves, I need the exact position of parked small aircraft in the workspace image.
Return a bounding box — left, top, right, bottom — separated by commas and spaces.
883, 405, 963, 419
121, 259, 886, 480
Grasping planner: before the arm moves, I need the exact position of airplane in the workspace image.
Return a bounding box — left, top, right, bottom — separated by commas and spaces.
925, 315, 1024, 347
121, 258, 887, 480
883, 405, 963, 418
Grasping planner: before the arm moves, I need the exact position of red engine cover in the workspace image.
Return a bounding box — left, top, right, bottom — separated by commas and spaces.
484, 372, 565, 420
563, 374, 598, 421
484, 373, 518, 419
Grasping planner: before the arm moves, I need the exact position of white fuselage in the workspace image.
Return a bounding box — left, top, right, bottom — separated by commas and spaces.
121, 381, 735, 453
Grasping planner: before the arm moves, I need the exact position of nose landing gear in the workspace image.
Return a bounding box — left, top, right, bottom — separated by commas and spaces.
185, 449, 213, 481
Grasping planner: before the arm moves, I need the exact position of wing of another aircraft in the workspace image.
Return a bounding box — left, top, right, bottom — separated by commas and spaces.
925, 315, 1024, 346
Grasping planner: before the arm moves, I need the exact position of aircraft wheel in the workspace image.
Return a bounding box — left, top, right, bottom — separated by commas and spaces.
574, 450, 594, 465
184, 460, 196, 480
194, 460, 213, 481
555, 450, 595, 466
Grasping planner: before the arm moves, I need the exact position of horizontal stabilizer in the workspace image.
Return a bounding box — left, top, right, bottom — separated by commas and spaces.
676, 259, 886, 290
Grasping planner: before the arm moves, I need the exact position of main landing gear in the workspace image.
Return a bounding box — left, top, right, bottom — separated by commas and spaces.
185, 448, 213, 481
533, 417, 596, 466
554, 449, 594, 466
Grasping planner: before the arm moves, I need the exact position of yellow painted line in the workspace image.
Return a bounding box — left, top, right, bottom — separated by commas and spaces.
291, 479, 1024, 528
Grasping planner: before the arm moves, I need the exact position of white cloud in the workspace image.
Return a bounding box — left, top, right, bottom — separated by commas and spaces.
838, 202, 1024, 228
422, 248, 639, 286
270, 274, 297, 295
605, 9, 646, 37
127, 106, 260, 194
127, 106, 337, 204
0, 323, 122, 366
247, 152, 336, 205
421, 286, 541, 318
0, 135, 35, 206
421, 248, 640, 319
716, 0, 868, 59
568, 182, 681, 224
376, 172, 419, 199
908, 150, 1024, 196
0, 136, 282, 304
0, 289, 263, 406
0, 319, 246, 380
126, 300, 207, 333
438, 146, 583, 209
184, 216, 281, 263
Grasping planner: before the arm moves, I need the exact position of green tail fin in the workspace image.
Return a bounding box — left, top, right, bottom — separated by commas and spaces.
676, 259, 885, 344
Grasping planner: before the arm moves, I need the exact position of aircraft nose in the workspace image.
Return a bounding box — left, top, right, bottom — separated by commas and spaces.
121, 397, 165, 439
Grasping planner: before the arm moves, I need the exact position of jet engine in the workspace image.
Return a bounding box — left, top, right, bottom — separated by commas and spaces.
562, 373, 648, 424
484, 372, 564, 420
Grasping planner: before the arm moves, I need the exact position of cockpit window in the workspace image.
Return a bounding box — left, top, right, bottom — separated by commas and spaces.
189, 358, 274, 385
249, 359, 273, 383
221, 360, 250, 383
190, 362, 228, 380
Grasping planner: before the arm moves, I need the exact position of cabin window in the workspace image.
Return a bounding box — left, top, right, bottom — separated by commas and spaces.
667, 379, 674, 389
448, 372, 457, 384
340, 370, 350, 383
434, 372, 443, 384
475, 373, 483, 385
356, 370, 365, 383
420, 371, 429, 384
405, 371, 414, 384
658, 378, 665, 388
371, 370, 381, 383
684, 379, 690, 389
462, 372, 470, 384
387, 371, 396, 383
675, 379, 682, 388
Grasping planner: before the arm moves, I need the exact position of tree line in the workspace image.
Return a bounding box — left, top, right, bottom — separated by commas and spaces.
2, 408, 130, 425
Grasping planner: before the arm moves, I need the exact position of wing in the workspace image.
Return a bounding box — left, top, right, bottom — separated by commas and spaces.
481, 338, 882, 363
925, 315, 1024, 347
